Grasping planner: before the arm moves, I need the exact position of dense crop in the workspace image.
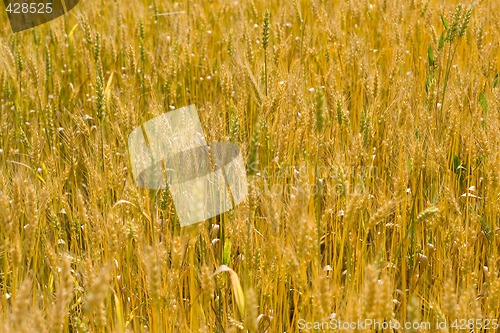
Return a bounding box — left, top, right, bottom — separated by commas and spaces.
0, 0, 499, 332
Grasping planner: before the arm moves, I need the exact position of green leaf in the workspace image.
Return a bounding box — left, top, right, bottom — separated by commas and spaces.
478, 216, 493, 241
476, 155, 484, 167
438, 33, 445, 51
427, 45, 434, 67
494, 74, 499, 88
441, 14, 449, 30
479, 92, 488, 116
223, 239, 232, 265
452, 154, 463, 174
451, 154, 467, 187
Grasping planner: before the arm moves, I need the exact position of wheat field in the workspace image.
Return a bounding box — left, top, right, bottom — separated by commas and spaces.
0, 0, 499, 332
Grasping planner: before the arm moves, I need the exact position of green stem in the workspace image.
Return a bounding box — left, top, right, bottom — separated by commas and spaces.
264, 49, 268, 96
440, 43, 459, 123
315, 141, 322, 266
